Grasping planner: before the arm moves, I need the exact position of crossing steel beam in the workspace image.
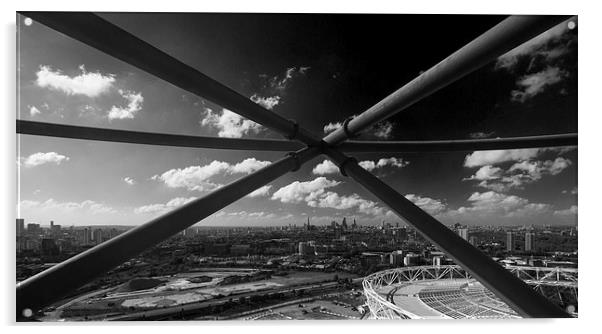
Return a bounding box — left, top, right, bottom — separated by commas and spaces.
20, 12, 321, 146
17, 120, 305, 152
16, 146, 320, 318
338, 133, 577, 153
323, 15, 572, 145
323, 147, 570, 318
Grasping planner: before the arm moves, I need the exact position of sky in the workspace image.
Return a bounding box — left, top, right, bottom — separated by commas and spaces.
16, 13, 578, 227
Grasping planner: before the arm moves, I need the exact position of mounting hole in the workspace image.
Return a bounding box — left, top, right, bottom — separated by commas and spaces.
566, 304, 576, 313
567, 21, 576, 30
22, 308, 33, 318
24, 17, 33, 26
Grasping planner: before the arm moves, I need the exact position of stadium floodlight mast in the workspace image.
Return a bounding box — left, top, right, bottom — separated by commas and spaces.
16, 12, 574, 319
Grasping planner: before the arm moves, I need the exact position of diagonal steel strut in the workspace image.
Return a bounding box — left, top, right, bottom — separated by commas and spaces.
20, 12, 321, 146
17, 120, 305, 152
16, 146, 320, 318
323, 146, 570, 318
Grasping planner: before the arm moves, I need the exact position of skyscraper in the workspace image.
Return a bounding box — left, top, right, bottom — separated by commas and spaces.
16, 218, 24, 237
458, 228, 468, 241
506, 231, 514, 252
525, 232, 534, 252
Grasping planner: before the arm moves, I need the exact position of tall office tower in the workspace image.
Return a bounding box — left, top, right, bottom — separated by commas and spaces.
16, 218, 25, 237
525, 232, 534, 252
27, 223, 41, 236
84, 227, 91, 245
93, 229, 103, 244
506, 231, 514, 252
458, 228, 469, 241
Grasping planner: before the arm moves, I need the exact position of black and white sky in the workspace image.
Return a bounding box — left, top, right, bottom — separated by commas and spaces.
16, 13, 578, 227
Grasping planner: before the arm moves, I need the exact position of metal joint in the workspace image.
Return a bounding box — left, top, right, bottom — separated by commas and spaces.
286, 152, 301, 172
343, 117, 358, 139
285, 120, 299, 140
338, 156, 357, 177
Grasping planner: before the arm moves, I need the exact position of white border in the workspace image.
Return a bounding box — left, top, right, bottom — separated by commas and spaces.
2, 1, 600, 334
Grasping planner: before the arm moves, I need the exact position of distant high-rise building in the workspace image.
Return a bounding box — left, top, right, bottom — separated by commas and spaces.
390, 250, 404, 267
458, 228, 468, 241
506, 231, 514, 252
298, 241, 314, 256
403, 253, 421, 267
27, 223, 41, 236
83, 227, 91, 245
16, 218, 24, 237
341, 217, 348, 230
525, 232, 534, 252
93, 229, 103, 244
352, 218, 357, 229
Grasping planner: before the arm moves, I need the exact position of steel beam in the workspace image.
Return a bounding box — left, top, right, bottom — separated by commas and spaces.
20, 12, 320, 146
323, 147, 569, 318
17, 120, 305, 152
16, 147, 320, 318
338, 133, 577, 153
323, 15, 572, 145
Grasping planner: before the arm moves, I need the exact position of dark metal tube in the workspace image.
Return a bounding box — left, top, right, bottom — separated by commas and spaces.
323, 15, 572, 144
20, 12, 320, 146
323, 147, 570, 318
16, 147, 320, 318
338, 133, 577, 153
17, 120, 305, 152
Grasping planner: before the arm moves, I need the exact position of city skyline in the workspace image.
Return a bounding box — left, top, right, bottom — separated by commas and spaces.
17, 13, 577, 227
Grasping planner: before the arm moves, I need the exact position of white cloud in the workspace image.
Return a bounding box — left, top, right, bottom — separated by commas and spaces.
554, 205, 577, 216
35, 65, 115, 97
404, 194, 447, 216
323, 122, 342, 133
496, 19, 574, 70
373, 121, 394, 139
510, 66, 568, 102
123, 177, 136, 185
270, 67, 310, 92
359, 157, 409, 171
313, 157, 408, 175
271, 177, 341, 204
135, 197, 197, 215
472, 157, 572, 192
464, 165, 504, 181
271, 177, 390, 217
28, 105, 41, 116
229, 158, 271, 174
464, 148, 544, 167
466, 157, 572, 192
250, 94, 281, 110
152, 161, 230, 192
153, 158, 271, 191
201, 107, 263, 138
469, 132, 495, 139
19, 198, 117, 215
308, 191, 386, 216
21, 152, 69, 167
108, 89, 144, 120
312, 160, 339, 175
452, 191, 552, 218
247, 185, 273, 198
562, 187, 578, 195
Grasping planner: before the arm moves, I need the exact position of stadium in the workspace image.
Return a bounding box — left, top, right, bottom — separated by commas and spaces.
363, 265, 578, 319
